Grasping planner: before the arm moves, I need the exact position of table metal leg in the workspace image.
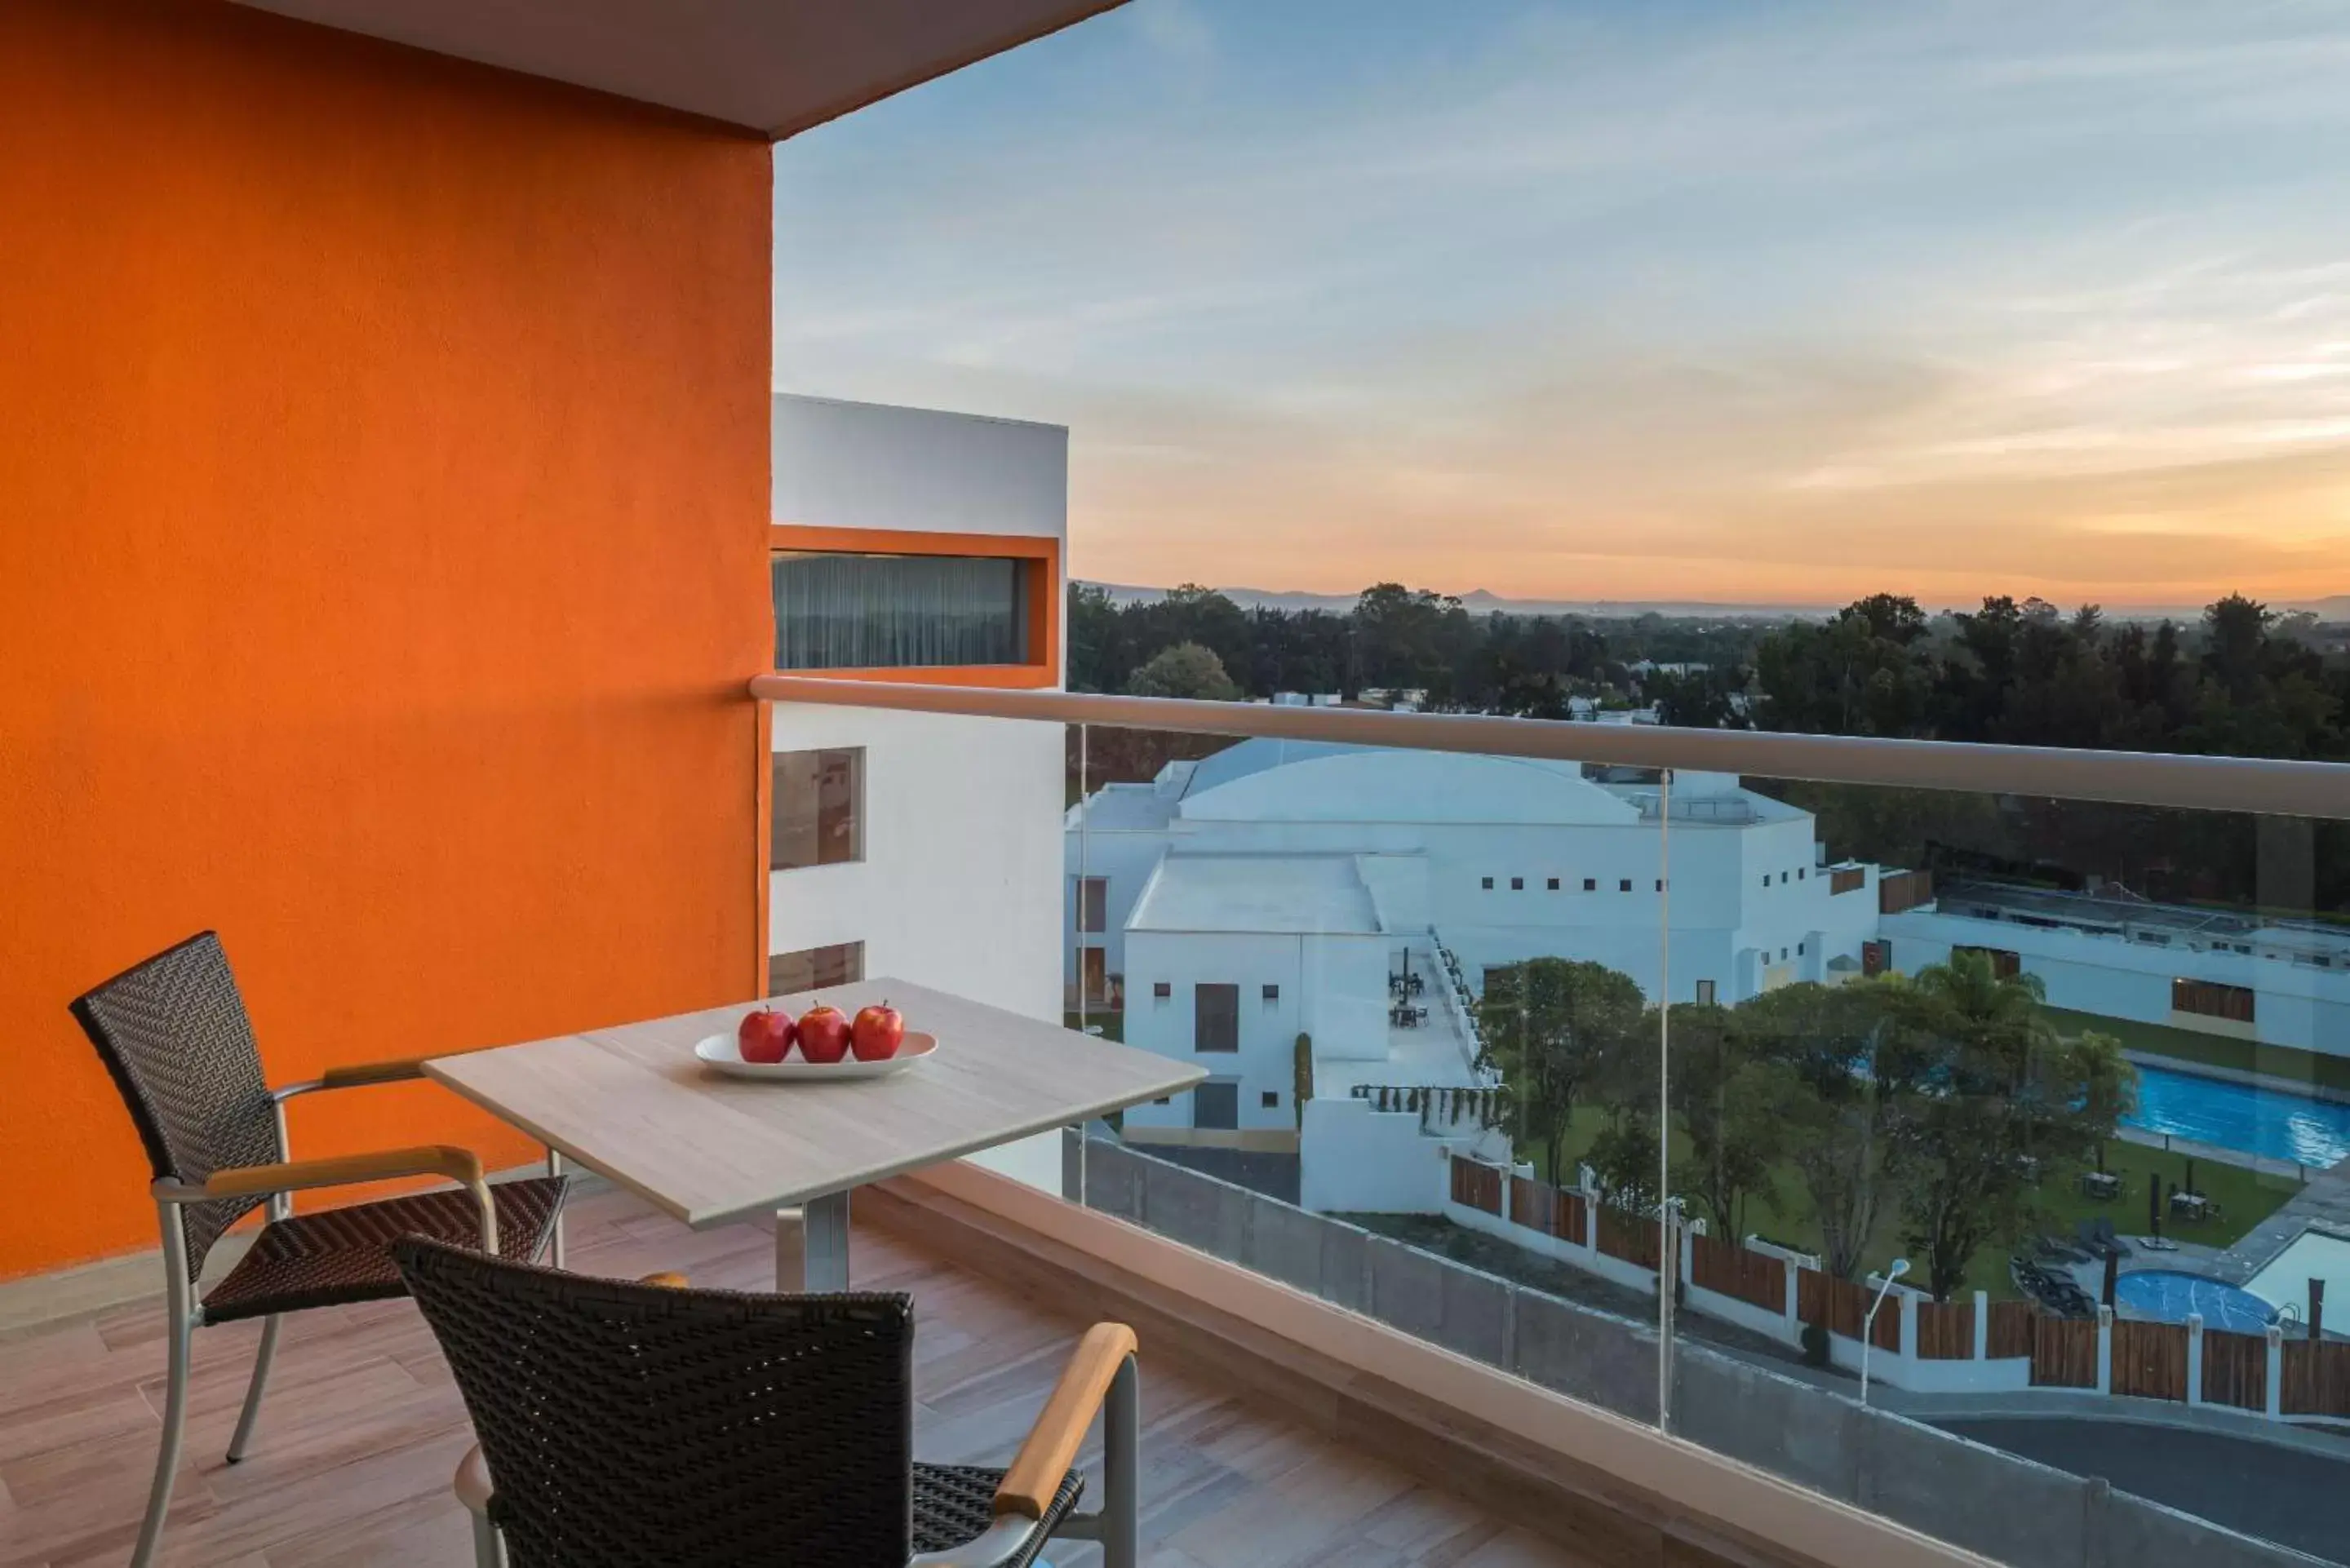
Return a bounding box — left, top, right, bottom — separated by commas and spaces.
545, 1148, 565, 1269
775, 1189, 851, 1292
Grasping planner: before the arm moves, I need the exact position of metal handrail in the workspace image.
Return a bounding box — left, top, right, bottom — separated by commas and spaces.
749, 675, 2350, 821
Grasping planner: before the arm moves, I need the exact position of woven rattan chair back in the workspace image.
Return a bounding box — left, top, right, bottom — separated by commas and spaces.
394, 1238, 917, 1568
69, 931, 280, 1279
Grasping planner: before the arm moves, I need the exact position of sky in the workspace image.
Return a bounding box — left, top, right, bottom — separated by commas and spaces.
773, 0, 2350, 610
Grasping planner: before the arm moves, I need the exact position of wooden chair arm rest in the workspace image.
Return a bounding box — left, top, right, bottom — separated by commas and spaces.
317, 1056, 435, 1090
198, 1145, 486, 1198
638, 1272, 689, 1289
454, 1442, 495, 1517
994, 1322, 1137, 1520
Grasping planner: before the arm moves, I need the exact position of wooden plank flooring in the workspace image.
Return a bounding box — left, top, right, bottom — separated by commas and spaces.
0, 1185, 1590, 1567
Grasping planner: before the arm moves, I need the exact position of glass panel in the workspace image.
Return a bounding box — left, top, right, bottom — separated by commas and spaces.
770, 747, 862, 870
772, 551, 1027, 669
1070, 721, 1665, 1428
1664, 774, 2341, 1566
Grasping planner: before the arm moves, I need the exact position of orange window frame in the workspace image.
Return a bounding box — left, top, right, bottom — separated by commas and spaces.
767, 525, 1061, 690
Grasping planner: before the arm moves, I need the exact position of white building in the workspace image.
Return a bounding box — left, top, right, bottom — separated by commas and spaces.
1886, 883, 2350, 1060
769, 392, 1068, 1189
1071, 744, 1885, 1203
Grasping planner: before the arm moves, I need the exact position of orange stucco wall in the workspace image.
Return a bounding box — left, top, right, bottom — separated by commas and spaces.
0, 0, 773, 1278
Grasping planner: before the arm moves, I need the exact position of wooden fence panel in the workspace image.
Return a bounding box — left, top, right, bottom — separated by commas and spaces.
1689, 1234, 1785, 1313
1916, 1300, 1975, 1360
2201, 1328, 2268, 1411
2030, 1318, 2099, 1389
2281, 1339, 2350, 1418
1798, 1267, 1827, 1329
1449, 1158, 1502, 1216
1798, 1270, 1900, 1350
1987, 1300, 2036, 1359
1594, 1207, 1661, 1270
1558, 1188, 1588, 1242
1506, 1176, 1589, 1243
2111, 1320, 2188, 1402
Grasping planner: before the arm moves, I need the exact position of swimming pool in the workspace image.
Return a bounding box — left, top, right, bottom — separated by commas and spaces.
2122, 1064, 2350, 1169
2113, 1269, 2278, 1334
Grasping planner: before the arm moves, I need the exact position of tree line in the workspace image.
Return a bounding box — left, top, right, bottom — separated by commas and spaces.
1478, 951, 2133, 1301
1071, 581, 2350, 915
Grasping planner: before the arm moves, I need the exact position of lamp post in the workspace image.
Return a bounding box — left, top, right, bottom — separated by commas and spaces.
1859, 1257, 1911, 1406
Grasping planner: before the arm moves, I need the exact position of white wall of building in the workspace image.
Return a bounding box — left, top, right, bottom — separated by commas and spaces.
1299, 1097, 1452, 1213
1886, 908, 2350, 1058
770, 394, 1068, 1189
774, 393, 1066, 544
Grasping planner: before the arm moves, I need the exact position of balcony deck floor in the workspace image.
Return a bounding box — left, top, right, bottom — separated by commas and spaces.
0, 1183, 1590, 1567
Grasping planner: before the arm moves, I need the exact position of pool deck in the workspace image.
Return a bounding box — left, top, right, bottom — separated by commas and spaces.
2210, 1163, 2350, 1285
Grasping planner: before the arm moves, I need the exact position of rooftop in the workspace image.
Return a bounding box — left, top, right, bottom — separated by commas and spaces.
1127, 853, 1385, 936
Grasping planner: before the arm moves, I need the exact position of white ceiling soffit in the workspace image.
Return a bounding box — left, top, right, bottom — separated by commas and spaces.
232, 0, 1128, 138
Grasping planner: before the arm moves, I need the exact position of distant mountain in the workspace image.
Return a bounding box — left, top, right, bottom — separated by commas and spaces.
1081, 581, 1833, 620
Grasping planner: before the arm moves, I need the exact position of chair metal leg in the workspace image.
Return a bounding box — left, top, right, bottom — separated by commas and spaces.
132, 1205, 197, 1568
225, 1313, 280, 1462
469, 1510, 502, 1568
1103, 1355, 1140, 1568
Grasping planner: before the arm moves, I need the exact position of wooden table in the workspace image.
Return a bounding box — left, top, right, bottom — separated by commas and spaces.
428, 978, 1205, 1291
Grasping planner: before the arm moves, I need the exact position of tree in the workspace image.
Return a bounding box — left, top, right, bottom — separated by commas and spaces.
1878, 952, 2133, 1300
1665, 1001, 1799, 1237
1737, 981, 1906, 1280
1125, 641, 1240, 702
1476, 959, 1646, 1184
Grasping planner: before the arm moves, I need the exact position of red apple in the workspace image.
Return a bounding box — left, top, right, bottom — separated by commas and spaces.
797, 1003, 852, 1064
852, 1001, 905, 1061
738, 1006, 796, 1065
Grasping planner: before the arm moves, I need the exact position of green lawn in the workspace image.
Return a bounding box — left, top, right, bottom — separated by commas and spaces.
1524, 1104, 2300, 1300
1064, 1009, 1124, 1043
2042, 1006, 2350, 1095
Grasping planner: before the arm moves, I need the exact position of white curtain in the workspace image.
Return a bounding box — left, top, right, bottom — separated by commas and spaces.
772, 552, 1026, 669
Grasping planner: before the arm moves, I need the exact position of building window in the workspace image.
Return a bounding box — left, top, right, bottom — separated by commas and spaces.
1583, 878, 1597, 892
1781, 871, 1790, 884
1955, 946, 2022, 980
767, 941, 863, 997
1695, 980, 1716, 1005
1075, 876, 1108, 934
771, 748, 862, 870
1195, 983, 1239, 1052
2174, 978, 2255, 1024
1079, 949, 1110, 1004
1619, 879, 1632, 893
1262, 983, 1279, 1003
1152, 981, 1172, 1000
1779, 948, 1788, 962
1152, 1096, 1172, 1105
1261, 1090, 1280, 1109
1798, 868, 1807, 880
1761, 875, 1771, 889
1797, 941, 1806, 956
1655, 879, 1665, 893
1481, 876, 1495, 890
1547, 877, 1561, 891
772, 551, 1031, 669
1510, 876, 1524, 892
1193, 1081, 1239, 1131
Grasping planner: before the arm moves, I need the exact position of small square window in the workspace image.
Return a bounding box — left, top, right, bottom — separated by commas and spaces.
1798, 868, 1807, 880
1547, 877, 1560, 891
1261, 1090, 1280, 1109
1583, 878, 1597, 892
1779, 947, 1789, 961
1798, 941, 1807, 955
1153, 1096, 1172, 1105
1152, 981, 1172, 999
1262, 983, 1280, 1003
1619, 879, 1632, 893
1761, 875, 1771, 889
1780, 871, 1789, 884
1481, 876, 1494, 891
1510, 877, 1524, 892
1655, 879, 1665, 893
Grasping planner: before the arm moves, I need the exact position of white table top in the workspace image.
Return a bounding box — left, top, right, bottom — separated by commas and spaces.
427, 979, 1205, 1229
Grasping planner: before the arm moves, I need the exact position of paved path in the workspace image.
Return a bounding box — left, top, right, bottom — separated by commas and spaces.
1937, 1417, 2349, 1565
2213, 1165, 2350, 1284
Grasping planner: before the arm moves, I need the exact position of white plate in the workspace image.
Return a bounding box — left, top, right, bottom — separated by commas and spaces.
694, 1028, 938, 1082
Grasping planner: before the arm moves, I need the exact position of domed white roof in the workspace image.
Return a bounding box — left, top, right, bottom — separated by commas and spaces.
1178, 749, 1642, 826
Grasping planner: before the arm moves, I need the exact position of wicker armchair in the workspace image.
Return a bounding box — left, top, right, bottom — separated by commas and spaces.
69, 931, 570, 1568
392, 1238, 1141, 1568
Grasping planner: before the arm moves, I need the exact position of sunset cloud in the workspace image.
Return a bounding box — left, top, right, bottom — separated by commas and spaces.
774, 0, 2350, 609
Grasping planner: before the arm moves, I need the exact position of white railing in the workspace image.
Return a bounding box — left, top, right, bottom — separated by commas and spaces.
749, 675, 2350, 821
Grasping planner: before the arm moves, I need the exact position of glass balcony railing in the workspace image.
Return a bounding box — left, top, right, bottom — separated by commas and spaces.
753, 673, 2350, 1568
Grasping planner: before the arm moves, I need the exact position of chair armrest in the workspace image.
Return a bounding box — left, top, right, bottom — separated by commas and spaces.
155, 1146, 499, 1252
994, 1322, 1137, 1520
274, 1046, 495, 1103
454, 1442, 495, 1518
